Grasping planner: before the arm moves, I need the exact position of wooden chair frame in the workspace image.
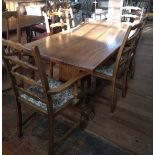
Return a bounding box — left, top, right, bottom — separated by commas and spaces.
48, 9, 71, 34
2, 39, 89, 155
2, 8, 22, 93
93, 26, 132, 112
93, 21, 145, 112
127, 22, 143, 78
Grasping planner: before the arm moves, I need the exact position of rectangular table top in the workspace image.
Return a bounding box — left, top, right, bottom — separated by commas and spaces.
2, 15, 44, 32
25, 21, 129, 72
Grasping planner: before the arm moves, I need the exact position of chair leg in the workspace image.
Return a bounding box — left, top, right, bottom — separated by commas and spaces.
130, 58, 135, 79
16, 101, 23, 138
122, 71, 128, 97
48, 117, 55, 155
111, 81, 116, 113
49, 61, 54, 78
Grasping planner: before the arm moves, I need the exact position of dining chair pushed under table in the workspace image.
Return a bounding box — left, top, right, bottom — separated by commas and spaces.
126, 22, 143, 79
93, 26, 132, 112
2, 39, 90, 155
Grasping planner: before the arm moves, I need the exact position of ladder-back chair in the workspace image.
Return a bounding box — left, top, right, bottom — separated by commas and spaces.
30, 9, 71, 42
121, 7, 144, 23
93, 26, 132, 112
48, 10, 71, 34
126, 22, 143, 78
2, 8, 21, 43
2, 39, 89, 155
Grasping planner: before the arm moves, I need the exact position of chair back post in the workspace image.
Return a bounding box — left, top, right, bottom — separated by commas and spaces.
68, 7, 75, 28
16, 7, 21, 43
112, 26, 132, 80
31, 46, 54, 116
2, 39, 30, 100
42, 11, 51, 34
65, 9, 71, 30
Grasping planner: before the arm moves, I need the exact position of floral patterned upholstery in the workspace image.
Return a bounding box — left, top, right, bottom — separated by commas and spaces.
95, 58, 126, 77
20, 78, 73, 112
95, 61, 115, 76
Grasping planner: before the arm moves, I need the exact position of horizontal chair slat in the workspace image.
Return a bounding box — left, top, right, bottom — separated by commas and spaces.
11, 71, 42, 88
123, 46, 133, 54
2, 39, 31, 54
4, 56, 38, 71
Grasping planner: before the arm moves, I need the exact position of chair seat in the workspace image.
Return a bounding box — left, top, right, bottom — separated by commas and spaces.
20, 78, 73, 112
95, 60, 114, 76
95, 58, 126, 77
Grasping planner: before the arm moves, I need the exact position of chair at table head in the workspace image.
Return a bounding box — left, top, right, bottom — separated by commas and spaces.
2, 8, 21, 43
47, 9, 71, 34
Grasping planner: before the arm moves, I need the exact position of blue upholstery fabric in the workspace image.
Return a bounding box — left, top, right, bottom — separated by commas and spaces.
95, 58, 126, 77
20, 78, 73, 112
95, 61, 115, 76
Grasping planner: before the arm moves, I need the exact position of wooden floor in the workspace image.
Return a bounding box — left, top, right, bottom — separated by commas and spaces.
2, 22, 153, 155
86, 22, 153, 155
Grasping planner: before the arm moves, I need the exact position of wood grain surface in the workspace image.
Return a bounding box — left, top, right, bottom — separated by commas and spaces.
25, 21, 129, 72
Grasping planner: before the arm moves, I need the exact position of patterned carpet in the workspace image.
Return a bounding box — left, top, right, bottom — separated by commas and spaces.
3, 91, 136, 155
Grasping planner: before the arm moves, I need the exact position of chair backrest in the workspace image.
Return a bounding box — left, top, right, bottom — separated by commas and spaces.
112, 26, 132, 78
2, 8, 21, 43
47, 9, 71, 34
126, 22, 143, 56
56, 2, 69, 10
2, 39, 52, 114
113, 23, 143, 78
128, 22, 142, 43
121, 6, 144, 23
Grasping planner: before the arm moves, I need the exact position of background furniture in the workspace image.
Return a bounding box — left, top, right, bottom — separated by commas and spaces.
2, 15, 44, 32
2, 15, 44, 42
106, 0, 123, 21
2, 9, 21, 42
2, 9, 21, 93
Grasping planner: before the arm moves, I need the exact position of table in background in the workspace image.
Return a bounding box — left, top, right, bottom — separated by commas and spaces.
2, 15, 44, 42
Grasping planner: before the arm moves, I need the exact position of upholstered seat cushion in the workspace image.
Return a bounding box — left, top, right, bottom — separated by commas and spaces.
96, 60, 114, 76
95, 58, 126, 77
20, 78, 73, 112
